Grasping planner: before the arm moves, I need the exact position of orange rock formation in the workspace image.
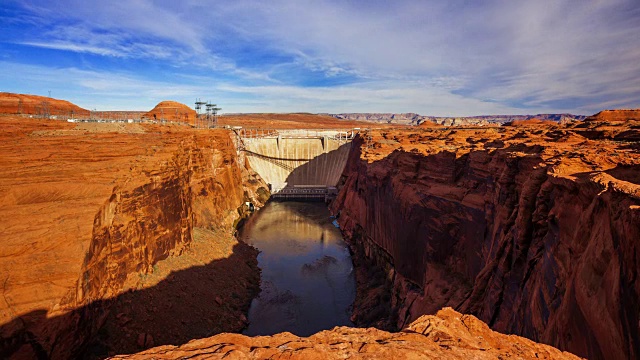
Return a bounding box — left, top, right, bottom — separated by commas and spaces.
584, 109, 640, 122
331, 113, 640, 359
506, 117, 559, 126
143, 101, 197, 124
0, 92, 89, 117
418, 119, 441, 127
1, 103, 637, 360
109, 308, 580, 360
0, 115, 268, 358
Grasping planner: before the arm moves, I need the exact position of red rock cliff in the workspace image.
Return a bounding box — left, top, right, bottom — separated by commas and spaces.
331, 119, 640, 359
0, 117, 268, 358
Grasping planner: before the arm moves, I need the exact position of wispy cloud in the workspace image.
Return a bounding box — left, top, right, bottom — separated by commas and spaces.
0, 61, 522, 115
1, 0, 639, 114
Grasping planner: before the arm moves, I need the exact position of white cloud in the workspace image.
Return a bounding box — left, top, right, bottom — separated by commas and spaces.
3, 0, 640, 114
0, 61, 532, 115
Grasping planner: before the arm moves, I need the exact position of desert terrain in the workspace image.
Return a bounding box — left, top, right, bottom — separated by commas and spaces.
0, 94, 638, 359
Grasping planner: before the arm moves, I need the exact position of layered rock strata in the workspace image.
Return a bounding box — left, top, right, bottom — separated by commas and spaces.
331, 117, 640, 359
0, 116, 268, 358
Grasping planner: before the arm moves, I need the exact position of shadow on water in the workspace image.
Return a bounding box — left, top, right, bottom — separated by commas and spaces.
0, 242, 260, 359
240, 201, 356, 337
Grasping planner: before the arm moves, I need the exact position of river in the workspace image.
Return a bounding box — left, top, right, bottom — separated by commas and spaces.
239, 201, 355, 337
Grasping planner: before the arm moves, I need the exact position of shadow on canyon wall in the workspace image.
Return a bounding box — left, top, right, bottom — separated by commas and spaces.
605, 164, 640, 185
3, 139, 640, 360
0, 242, 259, 360
336, 136, 640, 360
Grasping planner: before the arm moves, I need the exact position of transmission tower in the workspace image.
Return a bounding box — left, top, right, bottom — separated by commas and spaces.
205, 102, 221, 128
195, 98, 206, 128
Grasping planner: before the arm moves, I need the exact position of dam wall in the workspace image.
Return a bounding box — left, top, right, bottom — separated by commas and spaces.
240, 132, 352, 189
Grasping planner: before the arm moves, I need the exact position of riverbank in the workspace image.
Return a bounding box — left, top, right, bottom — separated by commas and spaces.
85, 227, 261, 358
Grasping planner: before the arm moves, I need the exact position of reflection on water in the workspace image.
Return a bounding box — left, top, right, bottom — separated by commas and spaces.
240, 201, 355, 337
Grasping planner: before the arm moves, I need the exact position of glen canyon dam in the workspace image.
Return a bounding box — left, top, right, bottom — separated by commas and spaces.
1, 1, 640, 359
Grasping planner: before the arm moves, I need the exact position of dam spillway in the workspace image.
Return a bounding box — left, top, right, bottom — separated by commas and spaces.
236, 129, 355, 200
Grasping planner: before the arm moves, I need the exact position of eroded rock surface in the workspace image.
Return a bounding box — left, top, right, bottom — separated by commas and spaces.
109, 308, 580, 359
0, 115, 268, 358
331, 115, 640, 359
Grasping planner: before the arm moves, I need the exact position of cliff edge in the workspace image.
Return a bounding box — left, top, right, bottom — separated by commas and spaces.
109, 307, 580, 359
331, 114, 640, 359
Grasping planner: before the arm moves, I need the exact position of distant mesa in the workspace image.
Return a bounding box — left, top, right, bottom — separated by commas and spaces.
584, 109, 640, 122
504, 118, 559, 127
143, 101, 197, 124
328, 113, 587, 126
0, 92, 90, 117
418, 119, 440, 127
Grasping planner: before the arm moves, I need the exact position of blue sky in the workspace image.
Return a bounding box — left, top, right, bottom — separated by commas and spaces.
1, 0, 639, 115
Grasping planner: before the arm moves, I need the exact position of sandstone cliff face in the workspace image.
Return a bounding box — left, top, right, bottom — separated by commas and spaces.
331, 120, 640, 359
584, 109, 640, 123
0, 117, 268, 358
109, 307, 580, 360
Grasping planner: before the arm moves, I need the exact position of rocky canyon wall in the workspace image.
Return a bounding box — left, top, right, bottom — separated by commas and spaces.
331, 118, 640, 359
0, 117, 268, 358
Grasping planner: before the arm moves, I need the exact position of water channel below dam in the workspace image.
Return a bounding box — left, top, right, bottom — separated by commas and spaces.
240, 201, 356, 337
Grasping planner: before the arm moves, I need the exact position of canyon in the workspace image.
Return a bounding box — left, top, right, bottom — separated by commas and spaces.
0, 113, 269, 358
331, 113, 640, 359
0, 95, 638, 359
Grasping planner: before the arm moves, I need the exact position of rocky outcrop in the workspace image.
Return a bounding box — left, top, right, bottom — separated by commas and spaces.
0, 116, 268, 358
109, 307, 580, 359
0, 92, 90, 117
143, 101, 197, 124
584, 109, 640, 122
331, 118, 640, 359
505, 118, 559, 126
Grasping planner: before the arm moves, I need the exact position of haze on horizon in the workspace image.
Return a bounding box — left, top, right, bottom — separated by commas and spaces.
1, 0, 639, 116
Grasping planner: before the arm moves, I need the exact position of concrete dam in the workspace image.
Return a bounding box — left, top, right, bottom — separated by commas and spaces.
236, 129, 356, 200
